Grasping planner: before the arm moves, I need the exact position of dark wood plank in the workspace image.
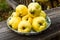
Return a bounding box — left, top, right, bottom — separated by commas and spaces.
0, 7, 60, 40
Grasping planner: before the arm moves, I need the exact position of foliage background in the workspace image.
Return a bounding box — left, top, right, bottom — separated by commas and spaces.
0, 0, 13, 21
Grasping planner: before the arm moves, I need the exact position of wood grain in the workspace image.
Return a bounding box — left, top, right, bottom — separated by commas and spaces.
0, 7, 60, 40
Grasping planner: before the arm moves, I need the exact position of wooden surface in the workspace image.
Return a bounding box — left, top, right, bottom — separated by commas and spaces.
0, 7, 60, 40
6, 0, 32, 10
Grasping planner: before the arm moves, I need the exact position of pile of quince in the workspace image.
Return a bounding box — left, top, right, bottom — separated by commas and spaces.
8, 2, 47, 33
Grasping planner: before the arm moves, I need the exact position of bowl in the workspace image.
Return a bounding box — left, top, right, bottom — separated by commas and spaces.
7, 16, 51, 35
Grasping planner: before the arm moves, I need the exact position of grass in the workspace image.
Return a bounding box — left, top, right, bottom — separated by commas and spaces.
0, 0, 13, 21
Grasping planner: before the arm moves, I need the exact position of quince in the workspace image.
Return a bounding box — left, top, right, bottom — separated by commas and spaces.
32, 17, 47, 32
11, 12, 18, 17
28, 2, 42, 17
18, 21, 31, 33
22, 14, 32, 23
8, 17, 21, 30
40, 11, 46, 18
16, 5, 28, 16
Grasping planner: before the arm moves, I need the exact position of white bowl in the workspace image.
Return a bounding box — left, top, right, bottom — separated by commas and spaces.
7, 16, 51, 35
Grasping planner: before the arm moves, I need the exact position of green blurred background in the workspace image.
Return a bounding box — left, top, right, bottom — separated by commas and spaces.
0, 0, 13, 21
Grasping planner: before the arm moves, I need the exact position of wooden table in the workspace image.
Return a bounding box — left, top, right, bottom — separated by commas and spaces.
0, 7, 60, 40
